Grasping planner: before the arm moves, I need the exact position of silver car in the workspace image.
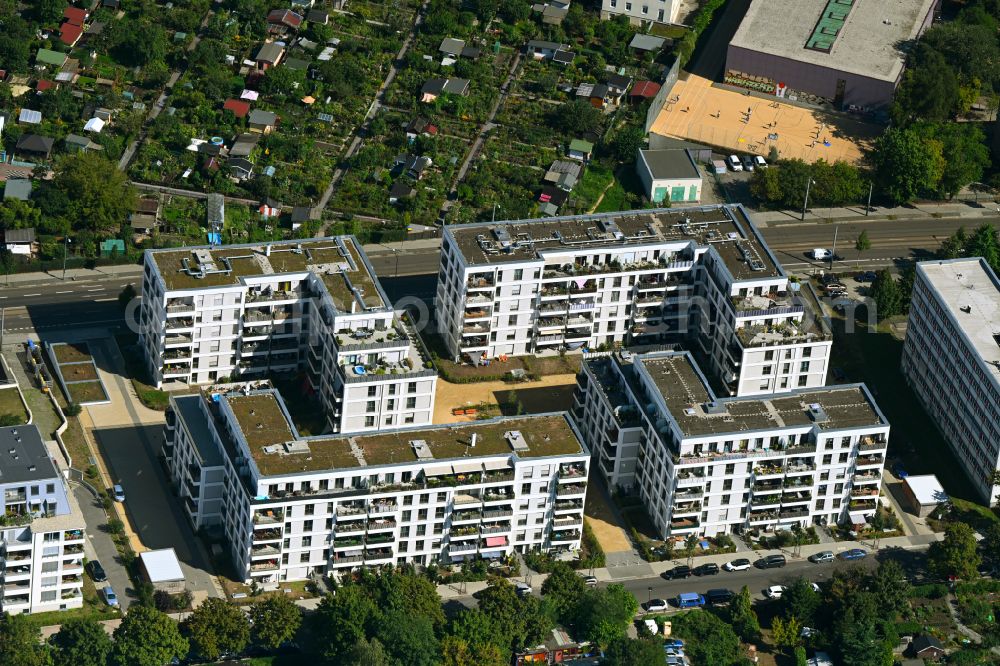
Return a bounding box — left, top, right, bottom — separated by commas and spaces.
809, 550, 834, 563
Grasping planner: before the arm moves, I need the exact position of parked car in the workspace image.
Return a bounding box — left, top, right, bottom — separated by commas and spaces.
515, 582, 533, 597
808, 550, 835, 564
663, 565, 692, 580
87, 560, 107, 583
765, 585, 787, 599
102, 585, 119, 608
823, 282, 846, 292
855, 271, 877, 282
693, 563, 719, 576
664, 656, 685, 666
811, 248, 832, 260
840, 548, 867, 561
664, 639, 685, 649
676, 592, 705, 609
756, 554, 786, 569
754, 155, 768, 168
581, 575, 598, 587
741, 155, 755, 171
892, 462, 908, 479
707, 588, 734, 605
727, 155, 743, 172
723, 558, 752, 572
645, 598, 669, 612
112, 484, 125, 502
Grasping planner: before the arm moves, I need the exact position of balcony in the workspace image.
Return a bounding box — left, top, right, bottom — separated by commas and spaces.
452, 526, 479, 537
466, 294, 493, 306
164, 334, 193, 346
637, 279, 669, 291
484, 491, 514, 503
61, 588, 82, 600
754, 464, 784, 478
365, 549, 394, 563
670, 518, 700, 531
467, 276, 495, 290
454, 494, 483, 506
482, 508, 513, 519
250, 560, 280, 572
859, 437, 887, 452
452, 510, 482, 523
556, 484, 586, 497
336, 522, 365, 536
3, 491, 26, 503
483, 470, 514, 483
753, 481, 782, 493
463, 323, 489, 335
63, 530, 84, 542
779, 508, 810, 519
166, 318, 194, 330
856, 455, 884, 468
481, 523, 511, 535
464, 309, 491, 321
550, 530, 581, 543
449, 542, 478, 554
367, 519, 396, 532
368, 502, 397, 515
4, 565, 30, 579
537, 316, 566, 330
749, 511, 778, 524
751, 495, 780, 507
254, 511, 283, 525
673, 501, 701, 515
337, 506, 367, 519
165, 299, 195, 315
559, 463, 587, 480
64, 544, 83, 555
253, 529, 281, 542
539, 303, 568, 315
246, 289, 295, 304
251, 545, 280, 557
334, 538, 364, 549
785, 462, 816, 475
333, 554, 364, 565
850, 488, 879, 500
366, 533, 394, 545
781, 491, 812, 504
674, 488, 703, 500
460, 336, 488, 350
553, 517, 581, 529
853, 471, 881, 484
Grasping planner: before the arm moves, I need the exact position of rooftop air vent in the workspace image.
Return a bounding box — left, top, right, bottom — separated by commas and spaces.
410, 439, 432, 460
961, 305, 972, 313
807, 403, 829, 423
505, 430, 529, 451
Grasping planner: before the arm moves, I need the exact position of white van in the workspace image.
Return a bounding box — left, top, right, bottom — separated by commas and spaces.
811, 248, 832, 260
727, 155, 743, 172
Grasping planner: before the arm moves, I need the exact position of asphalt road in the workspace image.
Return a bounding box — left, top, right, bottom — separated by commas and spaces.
0, 271, 139, 331
73, 483, 133, 610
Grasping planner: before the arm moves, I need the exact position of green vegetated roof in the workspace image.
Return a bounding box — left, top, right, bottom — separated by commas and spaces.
806, 0, 855, 52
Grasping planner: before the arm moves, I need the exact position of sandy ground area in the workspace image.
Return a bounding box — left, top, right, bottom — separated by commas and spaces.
649, 74, 878, 163
433, 374, 578, 423
584, 486, 633, 554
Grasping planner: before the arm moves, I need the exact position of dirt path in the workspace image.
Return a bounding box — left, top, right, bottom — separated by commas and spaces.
585, 483, 634, 554
434, 373, 577, 423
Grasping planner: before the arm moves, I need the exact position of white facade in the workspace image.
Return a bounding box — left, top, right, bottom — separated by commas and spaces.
140, 237, 437, 434
436, 206, 831, 397
636, 150, 702, 204
0, 426, 86, 614
902, 258, 1000, 503
166, 388, 589, 585
601, 0, 679, 25
574, 351, 889, 538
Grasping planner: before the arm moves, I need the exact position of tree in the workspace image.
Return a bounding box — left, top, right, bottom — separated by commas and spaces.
119, 283, 137, 310
683, 534, 698, 566
772, 616, 802, 653
783, 578, 820, 626
346, 637, 391, 666
32, 0, 65, 23
939, 226, 968, 259
110, 605, 189, 666
794, 645, 809, 666
182, 598, 250, 661
728, 586, 761, 642
871, 560, 910, 617
570, 583, 638, 647
51, 153, 137, 235
477, 578, 553, 651
448, 609, 507, 666
855, 230, 871, 267
310, 587, 378, 664
51, 617, 113, 666
891, 48, 960, 124
966, 223, 1000, 272
869, 269, 902, 318
249, 595, 301, 650
983, 523, 1000, 568
541, 561, 586, 622
375, 609, 438, 666
834, 592, 893, 666
610, 125, 645, 163
604, 636, 665, 666
369, 569, 445, 630
914, 123, 990, 199
928, 521, 980, 581
550, 99, 602, 136
671, 610, 744, 666
871, 127, 944, 204
0, 613, 49, 666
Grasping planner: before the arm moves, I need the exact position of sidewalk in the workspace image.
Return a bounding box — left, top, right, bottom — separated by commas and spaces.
753, 200, 1000, 227
0, 264, 142, 289
434, 533, 942, 600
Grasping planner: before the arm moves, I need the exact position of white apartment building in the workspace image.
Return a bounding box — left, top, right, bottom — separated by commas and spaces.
601, 0, 680, 25
436, 206, 831, 397
165, 386, 589, 585
573, 351, 889, 538
0, 425, 86, 614
140, 237, 437, 434
902, 258, 1000, 503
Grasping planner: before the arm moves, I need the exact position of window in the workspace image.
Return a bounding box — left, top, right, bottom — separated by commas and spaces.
764, 350, 774, 361
610, 0, 616, 6
406, 397, 417, 409
625, 1, 631, 8
368, 386, 377, 397
302, 536, 312, 547
657, 7, 663, 19
408, 382, 417, 393
802, 347, 812, 358
303, 520, 313, 531
514, 269, 523, 280
797, 376, 808, 387
46, 483, 55, 494
508, 315, 517, 326
641, 4, 648, 13
388, 384, 396, 395
762, 365, 772, 376
387, 399, 395, 410
41, 590, 57, 602
405, 414, 415, 424
365, 416, 375, 427
800, 361, 810, 372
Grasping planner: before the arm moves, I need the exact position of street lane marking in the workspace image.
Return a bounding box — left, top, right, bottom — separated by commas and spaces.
23, 293, 40, 297
55, 290, 73, 294
94, 297, 117, 302
87, 288, 105, 292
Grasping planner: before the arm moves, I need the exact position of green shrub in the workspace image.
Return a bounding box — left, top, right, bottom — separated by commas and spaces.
910, 583, 949, 599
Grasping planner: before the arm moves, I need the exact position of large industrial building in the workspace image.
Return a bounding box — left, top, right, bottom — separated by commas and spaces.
573, 350, 889, 538
140, 238, 437, 435
726, 0, 938, 109
902, 258, 1000, 504
0, 425, 87, 614
165, 386, 589, 585
435, 205, 832, 397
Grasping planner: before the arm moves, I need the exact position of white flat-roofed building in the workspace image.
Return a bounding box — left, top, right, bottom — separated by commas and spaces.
573, 350, 889, 537
436, 205, 831, 397
902, 258, 1000, 503
901, 474, 946, 518
166, 387, 589, 585
600, 0, 680, 27
140, 237, 436, 434
0, 425, 86, 614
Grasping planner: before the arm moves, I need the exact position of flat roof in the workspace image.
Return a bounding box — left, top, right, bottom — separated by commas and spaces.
637, 353, 884, 437
0, 425, 60, 485
639, 149, 701, 180
449, 205, 781, 279
173, 395, 223, 467
917, 259, 1000, 385
139, 548, 185, 582
149, 237, 386, 312
729, 0, 936, 83
904, 474, 947, 506
217, 389, 582, 476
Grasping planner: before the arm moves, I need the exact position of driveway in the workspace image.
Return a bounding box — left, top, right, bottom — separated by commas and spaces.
73, 483, 133, 610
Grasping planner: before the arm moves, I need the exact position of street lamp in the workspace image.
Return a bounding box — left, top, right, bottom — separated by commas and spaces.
647, 586, 652, 605
492, 203, 500, 223
62, 236, 72, 281
801, 178, 816, 221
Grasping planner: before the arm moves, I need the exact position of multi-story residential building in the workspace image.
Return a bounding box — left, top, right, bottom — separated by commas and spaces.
436, 206, 831, 396
601, 0, 680, 27
902, 258, 1000, 503
165, 386, 589, 585
573, 350, 889, 537
140, 237, 437, 434
0, 425, 86, 614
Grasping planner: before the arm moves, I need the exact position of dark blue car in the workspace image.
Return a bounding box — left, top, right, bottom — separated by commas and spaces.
839, 548, 867, 561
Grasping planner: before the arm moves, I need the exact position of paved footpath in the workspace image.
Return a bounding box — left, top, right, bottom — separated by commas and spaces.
753, 200, 1000, 227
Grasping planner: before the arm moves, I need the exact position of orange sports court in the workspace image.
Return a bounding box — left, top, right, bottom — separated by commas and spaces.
648, 74, 880, 163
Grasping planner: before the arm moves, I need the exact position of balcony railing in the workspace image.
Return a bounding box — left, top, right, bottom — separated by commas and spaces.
254, 511, 283, 525
250, 560, 280, 571
449, 542, 478, 554
251, 545, 280, 557
253, 528, 281, 542
550, 530, 581, 542
333, 554, 364, 565
779, 508, 809, 519
483, 508, 513, 519
556, 484, 587, 497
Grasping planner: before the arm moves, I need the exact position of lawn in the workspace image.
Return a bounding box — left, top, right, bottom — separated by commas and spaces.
0, 388, 28, 425
61, 363, 100, 382
52, 342, 94, 365
67, 381, 109, 405
25, 576, 119, 630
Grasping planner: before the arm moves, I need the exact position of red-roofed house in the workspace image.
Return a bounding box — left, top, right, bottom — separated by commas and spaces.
36, 79, 55, 92
630, 80, 661, 101
267, 9, 303, 34
223, 98, 251, 118
59, 22, 84, 47
64, 6, 88, 25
